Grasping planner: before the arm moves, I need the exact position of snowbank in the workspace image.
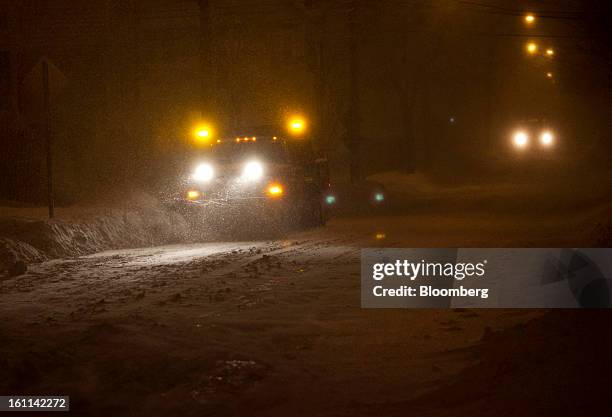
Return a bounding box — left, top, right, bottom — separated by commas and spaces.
369, 171, 577, 208
0, 193, 194, 277
368, 170, 612, 216
366, 170, 612, 245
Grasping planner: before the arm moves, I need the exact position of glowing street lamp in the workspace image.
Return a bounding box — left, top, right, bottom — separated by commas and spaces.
524, 14, 535, 25
526, 42, 538, 55
545, 48, 555, 57
546, 72, 554, 79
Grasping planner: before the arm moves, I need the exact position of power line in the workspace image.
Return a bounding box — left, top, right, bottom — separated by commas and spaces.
457, 1, 583, 17
457, 7, 583, 20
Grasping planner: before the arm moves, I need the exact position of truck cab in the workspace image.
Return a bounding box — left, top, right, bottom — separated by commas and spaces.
175, 133, 330, 229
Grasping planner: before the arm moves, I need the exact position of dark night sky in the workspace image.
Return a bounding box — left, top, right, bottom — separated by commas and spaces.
1, 0, 610, 202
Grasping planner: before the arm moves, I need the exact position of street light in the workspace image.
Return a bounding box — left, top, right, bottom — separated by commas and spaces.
545, 48, 555, 57
526, 42, 538, 55
546, 72, 554, 79
524, 14, 535, 25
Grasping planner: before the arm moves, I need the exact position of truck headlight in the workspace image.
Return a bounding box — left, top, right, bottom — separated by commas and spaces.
242, 161, 264, 181
193, 163, 214, 182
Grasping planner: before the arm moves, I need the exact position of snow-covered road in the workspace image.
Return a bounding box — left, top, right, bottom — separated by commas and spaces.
0, 212, 599, 416
1, 209, 588, 321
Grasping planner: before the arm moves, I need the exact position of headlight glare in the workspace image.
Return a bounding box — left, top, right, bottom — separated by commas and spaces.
193, 163, 214, 182
242, 161, 264, 181
540, 131, 554, 146
512, 131, 529, 148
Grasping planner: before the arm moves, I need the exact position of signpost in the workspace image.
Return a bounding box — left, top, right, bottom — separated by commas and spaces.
42, 60, 54, 219
24, 57, 65, 219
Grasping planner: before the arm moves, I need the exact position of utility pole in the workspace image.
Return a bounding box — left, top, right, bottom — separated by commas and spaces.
347, 0, 361, 183
299, 0, 323, 149
42, 60, 54, 219
6, 1, 20, 118
198, 0, 216, 121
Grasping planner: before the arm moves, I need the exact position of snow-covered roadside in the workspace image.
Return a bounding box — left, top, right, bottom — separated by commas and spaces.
367, 170, 612, 245
0, 193, 193, 277
368, 170, 612, 212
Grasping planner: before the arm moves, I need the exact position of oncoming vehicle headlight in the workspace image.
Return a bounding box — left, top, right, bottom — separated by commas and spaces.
242, 161, 264, 181
193, 163, 214, 182
540, 131, 554, 147
512, 131, 529, 149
